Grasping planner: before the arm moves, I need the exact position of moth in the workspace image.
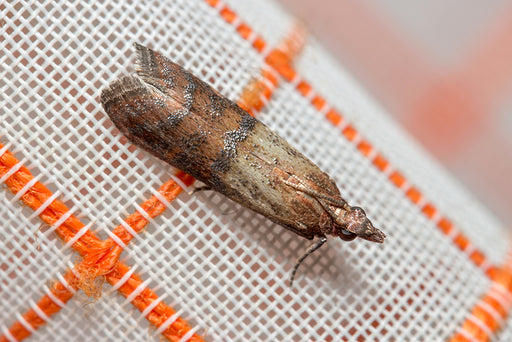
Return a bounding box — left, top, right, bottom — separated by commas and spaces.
101, 43, 385, 284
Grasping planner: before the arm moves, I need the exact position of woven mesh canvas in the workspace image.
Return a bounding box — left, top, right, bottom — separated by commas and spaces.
1, 0, 512, 341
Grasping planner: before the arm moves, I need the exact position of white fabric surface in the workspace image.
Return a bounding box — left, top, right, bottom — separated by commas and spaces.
1, 0, 510, 341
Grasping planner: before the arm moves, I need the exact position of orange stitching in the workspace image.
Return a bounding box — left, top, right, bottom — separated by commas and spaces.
237, 23, 252, 40
372, 153, 389, 172
437, 217, 453, 234
421, 203, 437, 219
389, 170, 406, 188
107, 263, 205, 342
326, 109, 342, 126
342, 124, 359, 142
238, 67, 279, 114
0, 270, 76, 342
405, 187, 422, 204
0, 147, 203, 342
357, 140, 373, 157
450, 249, 512, 342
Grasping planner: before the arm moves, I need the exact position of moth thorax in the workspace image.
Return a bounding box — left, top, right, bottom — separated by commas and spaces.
331, 207, 357, 241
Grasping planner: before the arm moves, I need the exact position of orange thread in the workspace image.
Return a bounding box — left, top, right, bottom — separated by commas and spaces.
0, 145, 203, 342
421, 203, 437, 219
312, 96, 327, 112
450, 250, 512, 342
203, 0, 218, 6
296, 80, 312, 97
342, 124, 358, 142
107, 263, 204, 342
357, 140, 374, 157
237, 23, 252, 40
252, 37, 267, 54
0, 270, 77, 342
389, 171, 406, 188
219, 7, 236, 24
325, 109, 342, 126
372, 154, 389, 172
453, 233, 470, 250
437, 218, 453, 234
405, 187, 422, 204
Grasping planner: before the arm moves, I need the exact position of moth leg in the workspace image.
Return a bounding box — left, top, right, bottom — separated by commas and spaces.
290, 236, 327, 286
191, 185, 212, 195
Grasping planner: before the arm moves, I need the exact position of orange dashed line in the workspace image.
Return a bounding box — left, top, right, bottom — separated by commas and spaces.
0, 270, 76, 342
453, 233, 470, 250
371, 153, 389, 172
421, 203, 437, 219
436, 217, 453, 234
357, 140, 374, 158
312, 96, 327, 112
237, 23, 252, 39
203, 0, 218, 7
325, 109, 342, 126
296, 80, 312, 97
470, 251, 487, 267
388, 171, 405, 188
252, 37, 267, 54
106, 263, 205, 342
405, 187, 422, 204
341, 124, 358, 141
219, 7, 236, 24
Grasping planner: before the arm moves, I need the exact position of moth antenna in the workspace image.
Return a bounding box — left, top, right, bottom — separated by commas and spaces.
290, 237, 327, 286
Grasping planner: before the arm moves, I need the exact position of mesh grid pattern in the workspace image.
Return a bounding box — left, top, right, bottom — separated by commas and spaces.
1, 0, 510, 341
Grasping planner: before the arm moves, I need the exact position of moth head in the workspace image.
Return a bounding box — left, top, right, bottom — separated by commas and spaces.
334, 206, 385, 243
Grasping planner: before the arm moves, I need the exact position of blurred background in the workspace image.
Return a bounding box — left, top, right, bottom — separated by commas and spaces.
277, 0, 512, 225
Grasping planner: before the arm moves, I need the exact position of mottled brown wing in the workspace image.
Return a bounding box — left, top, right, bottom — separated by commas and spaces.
100, 44, 346, 240
101, 48, 258, 191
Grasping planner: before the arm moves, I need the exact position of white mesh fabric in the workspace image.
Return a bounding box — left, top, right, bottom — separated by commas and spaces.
1, 0, 510, 341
